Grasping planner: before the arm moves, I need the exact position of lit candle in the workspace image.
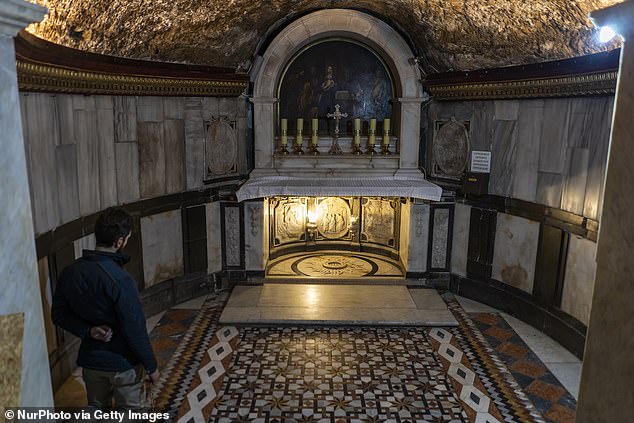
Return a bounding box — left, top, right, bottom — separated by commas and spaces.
311, 118, 318, 145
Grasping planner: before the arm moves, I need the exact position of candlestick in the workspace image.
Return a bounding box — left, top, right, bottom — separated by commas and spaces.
310, 118, 319, 155
367, 118, 377, 155
295, 118, 304, 154
351, 118, 362, 155
382, 118, 391, 155
279, 118, 289, 154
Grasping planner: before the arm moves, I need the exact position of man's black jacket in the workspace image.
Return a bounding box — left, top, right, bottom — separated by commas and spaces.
52, 250, 157, 373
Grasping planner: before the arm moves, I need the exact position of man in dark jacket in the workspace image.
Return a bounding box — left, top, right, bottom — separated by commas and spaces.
52, 207, 159, 410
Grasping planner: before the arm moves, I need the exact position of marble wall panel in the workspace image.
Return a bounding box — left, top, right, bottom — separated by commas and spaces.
140, 210, 184, 287
164, 120, 186, 194
73, 233, 96, 259
536, 172, 564, 208
561, 147, 590, 215
430, 207, 449, 269
202, 97, 220, 119
185, 98, 206, 189
115, 142, 140, 204
566, 97, 594, 148
469, 101, 494, 151
244, 201, 264, 271
218, 97, 238, 117
54, 144, 80, 223
512, 100, 544, 202
224, 206, 242, 267
136, 96, 164, 122
494, 100, 519, 121
96, 106, 118, 208
56, 95, 75, 145
137, 122, 166, 198
583, 96, 613, 220
23, 94, 60, 233
75, 110, 101, 216
539, 98, 570, 174
489, 120, 518, 196
562, 235, 597, 325
451, 203, 471, 277
164, 97, 185, 120
407, 202, 430, 273
72, 94, 96, 111
492, 213, 540, 293
114, 97, 137, 142
206, 202, 222, 273
36, 257, 56, 354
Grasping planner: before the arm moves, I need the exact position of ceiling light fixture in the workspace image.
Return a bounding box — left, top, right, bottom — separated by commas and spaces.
599, 25, 617, 43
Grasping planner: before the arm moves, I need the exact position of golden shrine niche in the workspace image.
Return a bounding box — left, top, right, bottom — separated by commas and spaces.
267, 196, 404, 268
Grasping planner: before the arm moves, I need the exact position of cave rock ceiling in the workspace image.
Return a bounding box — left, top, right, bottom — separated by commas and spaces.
27, 0, 622, 74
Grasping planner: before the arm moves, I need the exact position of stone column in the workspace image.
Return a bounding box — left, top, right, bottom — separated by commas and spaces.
250, 97, 277, 177
395, 97, 426, 179
576, 2, 634, 422
0, 0, 51, 407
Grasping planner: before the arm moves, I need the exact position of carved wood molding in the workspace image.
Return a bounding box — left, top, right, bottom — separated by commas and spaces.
16, 60, 249, 97
425, 71, 617, 100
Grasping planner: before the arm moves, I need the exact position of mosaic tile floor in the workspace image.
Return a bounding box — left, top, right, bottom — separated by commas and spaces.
266, 252, 404, 278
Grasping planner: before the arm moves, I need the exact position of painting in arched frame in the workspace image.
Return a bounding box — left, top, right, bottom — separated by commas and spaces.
278, 39, 394, 135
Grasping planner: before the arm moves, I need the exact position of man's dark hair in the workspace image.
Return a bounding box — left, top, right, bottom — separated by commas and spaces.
95, 207, 132, 247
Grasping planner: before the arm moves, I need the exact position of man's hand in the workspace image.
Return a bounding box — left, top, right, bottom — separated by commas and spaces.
90, 325, 112, 342
148, 369, 160, 384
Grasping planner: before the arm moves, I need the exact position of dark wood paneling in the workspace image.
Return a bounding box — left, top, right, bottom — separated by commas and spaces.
183, 205, 208, 274
466, 208, 497, 279
534, 225, 569, 307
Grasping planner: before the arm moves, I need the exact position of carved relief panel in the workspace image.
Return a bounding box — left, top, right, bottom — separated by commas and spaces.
315, 197, 354, 241
431, 117, 470, 180
205, 116, 237, 179
271, 197, 307, 246
360, 197, 399, 247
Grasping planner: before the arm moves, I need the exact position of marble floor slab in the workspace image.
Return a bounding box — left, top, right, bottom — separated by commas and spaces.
219, 283, 458, 326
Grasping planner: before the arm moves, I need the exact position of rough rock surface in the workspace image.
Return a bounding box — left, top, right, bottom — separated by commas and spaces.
27, 0, 622, 74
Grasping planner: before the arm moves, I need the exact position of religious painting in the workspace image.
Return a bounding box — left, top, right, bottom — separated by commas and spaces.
278, 40, 394, 135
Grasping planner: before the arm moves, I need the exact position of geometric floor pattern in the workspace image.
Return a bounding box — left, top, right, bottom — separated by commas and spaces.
149, 290, 577, 423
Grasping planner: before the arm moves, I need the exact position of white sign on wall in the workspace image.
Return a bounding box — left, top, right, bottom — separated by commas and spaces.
471, 151, 491, 173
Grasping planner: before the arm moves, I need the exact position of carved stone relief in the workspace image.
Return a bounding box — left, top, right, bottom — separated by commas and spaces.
224, 206, 241, 267
316, 197, 351, 240
432, 117, 470, 178
361, 197, 397, 247
272, 197, 306, 246
205, 116, 237, 178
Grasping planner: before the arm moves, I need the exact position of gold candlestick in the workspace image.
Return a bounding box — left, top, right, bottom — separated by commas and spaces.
352, 118, 362, 155
367, 118, 377, 155
310, 118, 319, 155
295, 118, 304, 154
382, 118, 391, 155
279, 118, 289, 155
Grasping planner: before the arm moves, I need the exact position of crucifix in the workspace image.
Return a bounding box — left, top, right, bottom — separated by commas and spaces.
326, 104, 348, 155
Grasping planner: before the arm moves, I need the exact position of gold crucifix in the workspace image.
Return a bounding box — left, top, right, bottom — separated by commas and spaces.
326, 104, 348, 154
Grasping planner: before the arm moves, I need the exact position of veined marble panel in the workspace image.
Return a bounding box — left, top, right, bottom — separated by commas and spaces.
164, 97, 185, 120
185, 98, 205, 189
74, 110, 101, 217
55, 144, 80, 223
23, 94, 60, 233
489, 120, 518, 197
407, 202, 430, 273
539, 98, 570, 174
114, 96, 137, 142
140, 210, 184, 287
136, 96, 164, 122
137, 122, 166, 198
97, 106, 118, 208
244, 200, 264, 271
512, 100, 543, 202
536, 171, 564, 208
562, 235, 597, 325
164, 119, 186, 194
494, 100, 519, 121
469, 101, 494, 151
561, 147, 590, 215
206, 202, 222, 273
451, 203, 471, 277
115, 142, 140, 204
492, 213, 539, 293
430, 207, 449, 269
56, 95, 75, 145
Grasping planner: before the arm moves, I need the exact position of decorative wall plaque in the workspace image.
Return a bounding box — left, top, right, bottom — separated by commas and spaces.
432, 117, 470, 178
316, 197, 351, 240
224, 206, 241, 267
205, 116, 237, 177
272, 197, 307, 246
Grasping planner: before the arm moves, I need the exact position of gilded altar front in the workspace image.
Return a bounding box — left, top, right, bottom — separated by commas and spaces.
267, 196, 403, 263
